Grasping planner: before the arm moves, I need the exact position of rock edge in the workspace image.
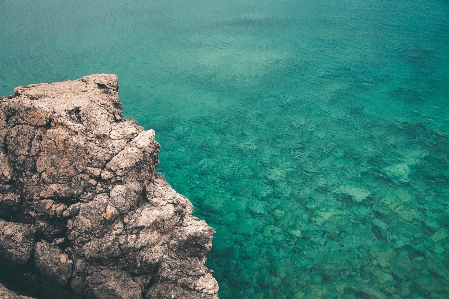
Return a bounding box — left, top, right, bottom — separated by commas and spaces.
0, 74, 219, 299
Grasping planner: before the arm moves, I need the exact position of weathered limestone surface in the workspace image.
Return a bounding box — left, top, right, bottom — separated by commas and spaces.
0, 282, 34, 299
0, 74, 218, 299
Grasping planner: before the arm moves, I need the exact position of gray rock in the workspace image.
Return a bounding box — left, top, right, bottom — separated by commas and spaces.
0, 74, 218, 299
85, 268, 142, 299
0, 220, 35, 266
0, 282, 34, 299
0, 193, 21, 219
34, 240, 72, 298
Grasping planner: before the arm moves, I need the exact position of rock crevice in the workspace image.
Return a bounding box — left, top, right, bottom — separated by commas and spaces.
0, 74, 218, 299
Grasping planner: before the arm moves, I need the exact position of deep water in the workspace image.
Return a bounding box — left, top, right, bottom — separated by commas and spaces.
1, 0, 449, 298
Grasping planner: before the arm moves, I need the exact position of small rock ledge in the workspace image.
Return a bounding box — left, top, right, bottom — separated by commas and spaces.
0, 74, 219, 299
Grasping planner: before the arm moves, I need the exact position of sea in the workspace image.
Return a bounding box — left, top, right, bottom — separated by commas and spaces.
1, 0, 449, 298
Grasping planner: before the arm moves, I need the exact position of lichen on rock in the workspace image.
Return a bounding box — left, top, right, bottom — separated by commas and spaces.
0, 74, 218, 299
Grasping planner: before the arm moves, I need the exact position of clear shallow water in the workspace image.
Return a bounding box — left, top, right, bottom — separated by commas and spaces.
1, 0, 449, 298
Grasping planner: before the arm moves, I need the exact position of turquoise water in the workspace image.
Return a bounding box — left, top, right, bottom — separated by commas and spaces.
2, 0, 449, 298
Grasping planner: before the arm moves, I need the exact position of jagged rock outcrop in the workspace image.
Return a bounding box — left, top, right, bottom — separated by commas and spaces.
0, 282, 34, 299
0, 74, 219, 299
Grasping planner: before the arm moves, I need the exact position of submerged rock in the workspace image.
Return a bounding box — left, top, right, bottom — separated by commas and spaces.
381, 163, 410, 183
0, 74, 218, 299
336, 185, 371, 203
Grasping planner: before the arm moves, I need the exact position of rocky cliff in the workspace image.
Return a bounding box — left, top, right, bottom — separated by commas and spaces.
0, 74, 219, 299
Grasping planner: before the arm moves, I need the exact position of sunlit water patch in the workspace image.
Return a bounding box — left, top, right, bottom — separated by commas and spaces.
1, 0, 449, 298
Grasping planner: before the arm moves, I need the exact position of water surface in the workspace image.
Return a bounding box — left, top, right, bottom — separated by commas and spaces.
1, 0, 449, 298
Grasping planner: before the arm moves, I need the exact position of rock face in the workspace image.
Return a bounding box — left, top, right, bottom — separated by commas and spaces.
0, 282, 34, 299
0, 74, 219, 299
